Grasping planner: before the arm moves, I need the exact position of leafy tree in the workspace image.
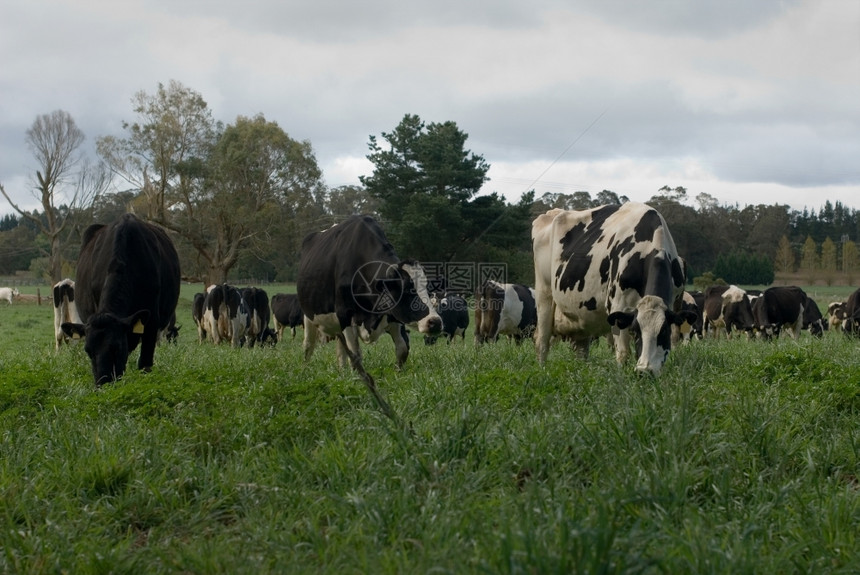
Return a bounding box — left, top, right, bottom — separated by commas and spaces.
0, 223, 39, 274
712, 251, 773, 285
843, 240, 858, 284
326, 185, 378, 219
0, 214, 19, 232
775, 235, 795, 274
1, 111, 108, 281
98, 80, 217, 223
176, 114, 325, 283
360, 114, 490, 262
98, 82, 325, 284
745, 204, 790, 259
800, 236, 819, 284
820, 237, 837, 286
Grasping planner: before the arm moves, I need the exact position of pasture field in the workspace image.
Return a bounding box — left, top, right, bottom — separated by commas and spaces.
1, 284, 859, 573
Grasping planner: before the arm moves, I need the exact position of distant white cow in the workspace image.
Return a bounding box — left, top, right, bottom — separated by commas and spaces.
53, 279, 81, 349
0, 286, 19, 304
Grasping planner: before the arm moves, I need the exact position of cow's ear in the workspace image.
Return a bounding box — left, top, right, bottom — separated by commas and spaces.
61, 322, 86, 339
124, 310, 151, 334
607, 311, 635, 329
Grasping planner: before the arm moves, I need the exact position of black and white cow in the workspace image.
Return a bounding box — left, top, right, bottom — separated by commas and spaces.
842, 288, 860, 336
673, 290, 703, 345
828, 301, 847, 333
702, 285, 755, 339
532, 202, 691, 376
752, 285, 808, 340
296, 215, 442, 370
61, 213, 180, 385
192, 292, 207, 343
240, 287, 270, 347
271, 293, 304, 341
53, 278, 81, 349
425, 292, 470, 344
203, 283, 250, 347
474, 281, 536, 345
803, 296, 826, 337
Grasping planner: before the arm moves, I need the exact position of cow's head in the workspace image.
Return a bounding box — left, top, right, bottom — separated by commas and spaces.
388, 261, 443, 335
607, 295, 696, 376
62, 310, 150, 385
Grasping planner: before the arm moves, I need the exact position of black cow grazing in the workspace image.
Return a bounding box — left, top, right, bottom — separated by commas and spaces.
803, 296, 826, 337
532, 203, 692, 376
842, 288, 860, 336
702, 285, 755, 339
203, 283, 249, 347
752, 286, 808, 340
192, 292, 207, 343
296, 215, 442, 370
61, 213, 180, 385
474, 281, 537, 345
271, 293, 304, 340
53, 278, 81, 349
828, 301, 848, 333
240, 287, 270, 347
160, 311, 180, 344
425, 292, 470, 344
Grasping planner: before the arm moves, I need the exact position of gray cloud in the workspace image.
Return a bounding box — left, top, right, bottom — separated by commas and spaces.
1, 0, 858, 214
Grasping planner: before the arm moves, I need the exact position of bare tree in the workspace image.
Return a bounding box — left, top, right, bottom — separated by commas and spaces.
0, 110, 109, 281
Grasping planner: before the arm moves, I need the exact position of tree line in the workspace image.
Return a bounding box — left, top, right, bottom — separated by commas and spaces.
2, 80, 859, 288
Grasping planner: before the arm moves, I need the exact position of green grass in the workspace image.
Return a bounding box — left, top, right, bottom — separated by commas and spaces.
1, 286, 859, 573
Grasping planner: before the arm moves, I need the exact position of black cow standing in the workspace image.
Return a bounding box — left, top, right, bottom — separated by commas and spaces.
752, 285, 808, 340
62, 213, 180, 385
271, 293, 304, 340
296, 215, 442, 371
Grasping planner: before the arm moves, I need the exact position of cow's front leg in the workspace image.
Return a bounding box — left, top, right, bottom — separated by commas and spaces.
137, 330, 158, 372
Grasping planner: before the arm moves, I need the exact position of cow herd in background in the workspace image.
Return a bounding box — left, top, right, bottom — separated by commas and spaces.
23, 205, 860, 386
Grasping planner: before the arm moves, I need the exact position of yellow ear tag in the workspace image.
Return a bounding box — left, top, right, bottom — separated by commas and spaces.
72, 332, 81, 339
133, 320, 145, 334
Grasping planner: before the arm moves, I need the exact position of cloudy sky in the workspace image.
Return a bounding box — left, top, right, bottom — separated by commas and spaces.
1, 0, 858, 216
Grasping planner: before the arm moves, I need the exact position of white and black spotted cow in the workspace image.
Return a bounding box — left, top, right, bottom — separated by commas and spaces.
474, 281, 536, 345
296, 215, 442, 371
532, 202, 692, 376
53, 278, 81, 349
827, 300, 847, 333
425, 292, 470, 344
702, 285, 755, 339
203, 283, 250, 347
240, 286, 270, 347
